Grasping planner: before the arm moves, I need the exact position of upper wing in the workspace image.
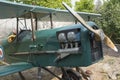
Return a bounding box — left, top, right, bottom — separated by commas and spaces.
0, 62, 33, 76
0, 0, 101, 21
0, 0, 32, 19
39, 10, 101, 22
0, 0, 55, 19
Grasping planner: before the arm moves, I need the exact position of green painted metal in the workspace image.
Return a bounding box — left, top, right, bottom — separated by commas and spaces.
1, 21, 103, 67
0, 62, 33, 76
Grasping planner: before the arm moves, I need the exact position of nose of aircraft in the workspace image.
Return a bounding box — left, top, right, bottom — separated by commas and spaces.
0, 46, 4, 60
0, 37, 4, 60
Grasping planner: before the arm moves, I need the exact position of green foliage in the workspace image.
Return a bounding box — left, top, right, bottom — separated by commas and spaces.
8, 0, 71, 9
75, 0, 94, 12
96, 0, 120, 43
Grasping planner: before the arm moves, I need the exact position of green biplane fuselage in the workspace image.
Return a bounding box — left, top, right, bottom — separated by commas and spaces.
1, 21, 103, 67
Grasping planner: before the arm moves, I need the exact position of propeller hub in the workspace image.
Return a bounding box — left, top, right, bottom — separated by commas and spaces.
99, 29, 105, 41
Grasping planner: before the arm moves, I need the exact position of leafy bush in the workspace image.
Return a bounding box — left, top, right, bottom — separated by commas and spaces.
75, 0, 94, 12
95, 0, 120, 44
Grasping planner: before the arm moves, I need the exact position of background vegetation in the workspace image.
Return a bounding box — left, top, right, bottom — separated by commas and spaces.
75, 0, 94, 12
95, 0, 120, 43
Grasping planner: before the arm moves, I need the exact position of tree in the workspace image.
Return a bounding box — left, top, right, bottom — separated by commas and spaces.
8, 0, 71, 9
75, 0, 94, 12
96, 0, 120, 43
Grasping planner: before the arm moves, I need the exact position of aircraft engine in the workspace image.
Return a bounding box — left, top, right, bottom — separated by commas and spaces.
58, 33, 67, 43
67, 32, 76, 42
67, 31, 76, 48
57, 28, 81, 49
58, 33, 68, 49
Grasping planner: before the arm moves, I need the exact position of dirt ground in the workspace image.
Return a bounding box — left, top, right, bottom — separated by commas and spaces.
1, 45, 120, 80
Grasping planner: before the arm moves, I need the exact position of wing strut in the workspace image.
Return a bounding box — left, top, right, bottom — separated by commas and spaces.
30, 12, 35, 41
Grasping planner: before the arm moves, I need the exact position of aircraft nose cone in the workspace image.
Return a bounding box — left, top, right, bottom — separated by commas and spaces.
0, 46, 4, 60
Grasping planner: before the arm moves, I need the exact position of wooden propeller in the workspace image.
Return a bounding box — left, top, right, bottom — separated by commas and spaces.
62, 2, 118, 52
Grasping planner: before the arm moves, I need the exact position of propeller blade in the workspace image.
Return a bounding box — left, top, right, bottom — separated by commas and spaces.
62, 2, 98, 35
104, 35, 118, 52
62, 2, 118, 52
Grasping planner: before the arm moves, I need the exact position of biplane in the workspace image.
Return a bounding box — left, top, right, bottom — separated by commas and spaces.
0, 0, 118, 80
